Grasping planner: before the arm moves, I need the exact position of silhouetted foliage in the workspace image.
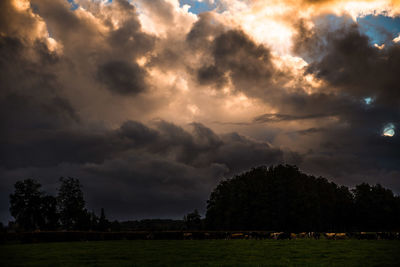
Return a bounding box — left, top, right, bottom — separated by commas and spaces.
8, 166, 400, 233
8, 177, 112, 232
353, 183, 400, 231
10, 179, 47, 231
206, 165, 400, 232
40, 195, 59, 230
110, 220, 121, 232
98, 208, 110, 231
184, 209, 202, 230
89, 211, 99, 230
57, 177, 90, 230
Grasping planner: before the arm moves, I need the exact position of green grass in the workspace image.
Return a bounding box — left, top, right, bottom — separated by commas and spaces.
1, 239, 400, 266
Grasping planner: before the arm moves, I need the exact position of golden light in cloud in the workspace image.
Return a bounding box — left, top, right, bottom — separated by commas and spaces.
243, 18, 294, 55
224, 93, 253, 112
222, 1, 295, 55
136, 0, 197, 37
331, 1, 399, 20
188, 104, 200, 115
46, 37, 63, 53
13, 0, 30, 11
136, 56, 148, 67
220, 0, 400, 57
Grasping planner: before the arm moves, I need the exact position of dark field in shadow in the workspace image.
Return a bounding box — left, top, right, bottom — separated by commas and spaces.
1, 239, 400, 266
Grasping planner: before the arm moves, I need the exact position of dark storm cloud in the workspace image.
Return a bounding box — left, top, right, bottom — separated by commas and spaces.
0, 6, 83, 168
294, 20, 400, 106
197, 64, 227, 87
82, 121, 281, 219
192, 27, 278, 94
186, 12, 224, 49
82, 153, 225, 218
97, 61, 147, 95
295, 128, 325, 136
253, 113, 331, 123
291, 18, 400, 128
106, 2, 156, 57
119, 120, 159, 145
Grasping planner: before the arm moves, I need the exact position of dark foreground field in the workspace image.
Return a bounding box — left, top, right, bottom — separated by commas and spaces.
1, 239, 400, 266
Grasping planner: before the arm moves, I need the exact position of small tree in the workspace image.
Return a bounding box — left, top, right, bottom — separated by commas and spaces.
98, 208, 110, 232
9, 179, 44, 231
57, 177, 89, 230
184, 209, 201, 230
89, 210, 99, 230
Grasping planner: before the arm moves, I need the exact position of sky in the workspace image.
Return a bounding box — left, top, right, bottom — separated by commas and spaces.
1, 0, 400, 223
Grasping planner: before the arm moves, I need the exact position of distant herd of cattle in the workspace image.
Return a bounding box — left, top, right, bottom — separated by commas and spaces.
1, 231, 399, 243
181, 231, 400, 240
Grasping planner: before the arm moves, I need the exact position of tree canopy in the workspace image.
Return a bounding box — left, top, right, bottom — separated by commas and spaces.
57, 177, 89, 230
8, 166, 400, 232
9, 179, 44, 231
205, 165, 400, 232
9, 177, 110, 232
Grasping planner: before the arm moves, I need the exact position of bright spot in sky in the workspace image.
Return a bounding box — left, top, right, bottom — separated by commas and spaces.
382, 123, 395, 137
364, 97, 373, 105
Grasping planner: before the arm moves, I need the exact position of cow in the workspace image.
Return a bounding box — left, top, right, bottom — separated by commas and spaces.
183, 232, 193, 240
146, 233, 154, 240
308, 232, 321, 239
204, 232, 211, 239
270, 232, 290, 240
277, 232, 291, 240
358, 232, 377, 240
376, 232, 399, 240
313, 232, 321, 239
324, 233, 336, 239
298, 232, 308, 239
335, 233, 347, 239
270, 232, 283, 239
231, 233, 244, 239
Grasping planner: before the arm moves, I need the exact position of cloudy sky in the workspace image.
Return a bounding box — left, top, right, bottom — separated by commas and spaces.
1, 0, 400, 223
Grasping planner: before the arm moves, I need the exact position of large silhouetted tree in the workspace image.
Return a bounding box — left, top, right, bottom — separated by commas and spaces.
57, 177, 90, 230
205, 164, 399, 232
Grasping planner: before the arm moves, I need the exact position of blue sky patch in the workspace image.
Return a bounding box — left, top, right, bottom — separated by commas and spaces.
364, 97, 373, 105
179, 0, 217, 14
67, 0, 79, 10
314, 14, 400, 46
357, 15, 400, 45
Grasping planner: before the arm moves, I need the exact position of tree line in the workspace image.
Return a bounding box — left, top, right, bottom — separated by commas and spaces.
206, 165, 400, 232
9, 177, 110, 231
6, 165, 400, 232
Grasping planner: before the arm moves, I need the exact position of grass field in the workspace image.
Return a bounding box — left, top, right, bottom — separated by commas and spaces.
1, 239, 400, 266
